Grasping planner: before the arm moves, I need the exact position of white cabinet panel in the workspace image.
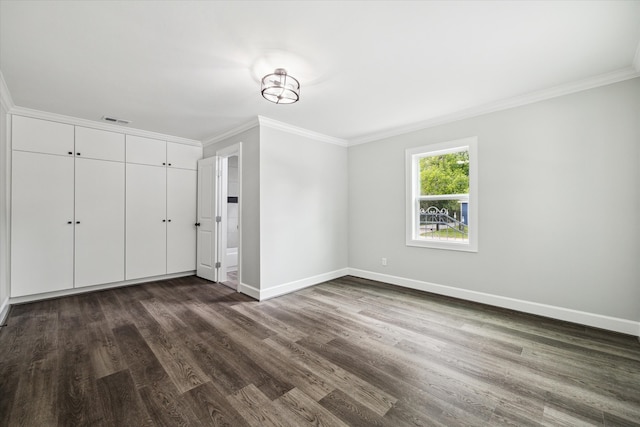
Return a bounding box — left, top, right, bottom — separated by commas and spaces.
167, 168, 197, 273
75, 158, 125, 287
75, 127, 125, 162
126, 135, 166, 166
126, 164, 167, 280
167, 142, 202, 170
12, 115, 74, 156
11, 151, 74, 297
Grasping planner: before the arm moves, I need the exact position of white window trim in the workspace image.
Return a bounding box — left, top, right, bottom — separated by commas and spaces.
405, 136, 478, 252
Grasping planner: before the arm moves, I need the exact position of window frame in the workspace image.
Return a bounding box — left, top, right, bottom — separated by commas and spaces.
405, 136, 478, 252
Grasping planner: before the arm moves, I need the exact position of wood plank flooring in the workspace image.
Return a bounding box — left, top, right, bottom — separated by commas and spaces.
1, 275, 639, 426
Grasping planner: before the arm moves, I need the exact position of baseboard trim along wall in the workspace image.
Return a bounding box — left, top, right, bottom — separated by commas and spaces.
348, 268, 640, 337
238, 268, 350, 301
0, 296, 10, 326
8, 271, 195, 306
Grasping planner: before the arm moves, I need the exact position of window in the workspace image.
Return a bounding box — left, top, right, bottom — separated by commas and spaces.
406, 137, 478, 252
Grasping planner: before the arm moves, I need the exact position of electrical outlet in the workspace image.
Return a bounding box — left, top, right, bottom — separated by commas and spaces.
381, 257, 387, 266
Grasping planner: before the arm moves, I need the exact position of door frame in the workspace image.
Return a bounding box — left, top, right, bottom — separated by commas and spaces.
216, 143, 242, 290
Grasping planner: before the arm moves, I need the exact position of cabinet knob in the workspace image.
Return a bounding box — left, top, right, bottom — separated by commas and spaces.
67, 221, 72, 224
76, 221, 80, 224
68, 152, 73, 155
168, 163, 172, 166
168, 219, 172, 222
162, 219, 166, 222
195, 222, 200, 227
162, 162, 166, 165
76, 152, 81, 156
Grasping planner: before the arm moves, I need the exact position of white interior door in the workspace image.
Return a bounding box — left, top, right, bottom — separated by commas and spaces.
196, 157, 221, 282
196, 157, 216, 281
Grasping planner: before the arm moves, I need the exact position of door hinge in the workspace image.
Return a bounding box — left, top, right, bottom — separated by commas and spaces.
215, 216, 222, 223
215, 262, 221, 269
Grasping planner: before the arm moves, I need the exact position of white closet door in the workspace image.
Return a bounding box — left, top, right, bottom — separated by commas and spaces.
12, 116, 74, 156
75, 158, 125, 287
126, 163, 167, 280
125, 135, 166, 167
166, 142, 202, 170
75, 127, 125, 162
11, 151, 74, 297
166, 168, 197, 274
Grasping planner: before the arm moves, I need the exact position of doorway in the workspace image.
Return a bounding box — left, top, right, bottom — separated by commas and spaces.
195, 143, 242, 290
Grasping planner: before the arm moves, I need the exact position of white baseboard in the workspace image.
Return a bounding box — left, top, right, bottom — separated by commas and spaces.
238, 282, 260, 300
259, 268, 350, 301
348, 268, 640, 337
236, 268, 350, 302
0, 296, 10, 325
9, 271, 195, 305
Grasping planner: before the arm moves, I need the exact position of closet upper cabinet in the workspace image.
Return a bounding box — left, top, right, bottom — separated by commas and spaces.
167, 143, 201, 170
75, 127, 125, 162
126, 135, 166, 166
12, 115, 74, 156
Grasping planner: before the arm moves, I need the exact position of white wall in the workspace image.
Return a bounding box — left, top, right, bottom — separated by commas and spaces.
259, 126, 348, 293
203, 127, 260, 290
349, 78, 640, 326
227, 155, 239, 250
0, 95, 9, 318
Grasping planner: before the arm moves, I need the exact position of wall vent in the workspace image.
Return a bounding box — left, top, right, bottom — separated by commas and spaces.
101, 116, 131, 125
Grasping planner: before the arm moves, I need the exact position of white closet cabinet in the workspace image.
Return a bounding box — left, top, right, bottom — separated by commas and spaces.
167, 168, 197, 273
126, 163, 167, 280
11, 151, 75, 297
75, 158, 125, 288
11, 117, 126, 297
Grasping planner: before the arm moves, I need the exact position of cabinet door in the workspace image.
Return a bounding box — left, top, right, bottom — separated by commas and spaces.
11, 151, 74, 296
75, 127, 125, 162
167, 168, 197, 274
126, 135, 166, 166
126, 163, 167, 280
12, 115, 74, 156
75, 158, 125, 287
167, 142, 202, 170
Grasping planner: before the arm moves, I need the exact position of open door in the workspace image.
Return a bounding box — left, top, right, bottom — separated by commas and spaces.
196, 156, 227, 282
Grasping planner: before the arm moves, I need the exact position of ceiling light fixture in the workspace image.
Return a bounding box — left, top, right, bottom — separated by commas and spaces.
261, 68, 300, 104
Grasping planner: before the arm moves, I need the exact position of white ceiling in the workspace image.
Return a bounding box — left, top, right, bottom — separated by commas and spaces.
1, 1, 639, 143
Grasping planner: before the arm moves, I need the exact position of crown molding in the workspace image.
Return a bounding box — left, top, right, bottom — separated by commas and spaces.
7, 106, 201, 146
257, 116, 348, 147
202, 117, 259, 147
203, 115, 348, 148
349, 67, 640, 146
0, 71, 15, 112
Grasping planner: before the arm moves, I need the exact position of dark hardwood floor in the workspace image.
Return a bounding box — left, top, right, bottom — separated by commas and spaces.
1, 275, 639, 426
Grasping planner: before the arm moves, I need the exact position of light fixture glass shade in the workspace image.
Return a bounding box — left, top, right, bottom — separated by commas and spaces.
261, 68, 300, 104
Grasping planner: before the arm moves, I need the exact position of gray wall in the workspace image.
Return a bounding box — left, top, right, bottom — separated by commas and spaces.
203, 126, 261, 289
348, 78, 640, 322
259, 126, 348, 290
